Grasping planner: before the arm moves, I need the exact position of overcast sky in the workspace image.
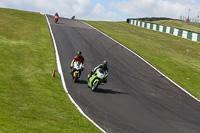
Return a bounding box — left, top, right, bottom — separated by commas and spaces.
0, 0, 200, 21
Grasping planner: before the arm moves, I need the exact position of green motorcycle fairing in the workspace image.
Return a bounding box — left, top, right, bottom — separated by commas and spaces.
88, 68, 107, 88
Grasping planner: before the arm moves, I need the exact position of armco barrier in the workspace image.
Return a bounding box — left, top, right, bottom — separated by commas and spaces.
128, 19, 200, 43
198, 34, 200, 42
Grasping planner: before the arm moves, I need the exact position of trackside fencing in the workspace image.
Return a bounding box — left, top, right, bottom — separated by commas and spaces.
128, 19, 200, 43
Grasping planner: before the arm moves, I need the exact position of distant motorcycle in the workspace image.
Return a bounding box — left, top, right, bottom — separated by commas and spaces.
88, 68, 108, 91
71, 61, 83, 82
54, 15, 59, 23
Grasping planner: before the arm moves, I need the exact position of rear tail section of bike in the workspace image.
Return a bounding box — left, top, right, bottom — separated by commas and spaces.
73, 71, 80, 82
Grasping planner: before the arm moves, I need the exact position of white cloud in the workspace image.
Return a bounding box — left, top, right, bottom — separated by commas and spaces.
110, 0, 200, 19
0, 0, 200, 21
72, 0, 91, 16
0, 0, 91, 18
83, 3, 121, 21
0, 0, 120, 20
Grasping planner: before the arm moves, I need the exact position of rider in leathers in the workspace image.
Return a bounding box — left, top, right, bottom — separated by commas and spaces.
70, 51, 85, 75
88, 60, 108, 83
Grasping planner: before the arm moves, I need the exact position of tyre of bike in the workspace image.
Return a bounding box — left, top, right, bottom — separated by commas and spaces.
92, 80, 99, 91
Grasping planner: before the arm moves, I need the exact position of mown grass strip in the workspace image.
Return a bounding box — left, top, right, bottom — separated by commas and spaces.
0, 8, 101, 133
149, 20, 200, 33
83, 20, 200, 99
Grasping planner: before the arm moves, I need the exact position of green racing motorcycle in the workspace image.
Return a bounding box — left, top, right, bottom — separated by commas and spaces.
88, 68, 108, 91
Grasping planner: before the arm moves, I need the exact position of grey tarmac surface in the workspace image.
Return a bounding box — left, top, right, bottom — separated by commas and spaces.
47, 15, 200, 133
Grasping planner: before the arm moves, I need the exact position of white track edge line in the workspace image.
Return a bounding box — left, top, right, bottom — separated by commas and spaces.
81, 21, 200, 103
45, 15, 106, 133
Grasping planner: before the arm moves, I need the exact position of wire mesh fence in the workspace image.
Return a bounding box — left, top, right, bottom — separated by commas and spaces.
180, 15, 200, 28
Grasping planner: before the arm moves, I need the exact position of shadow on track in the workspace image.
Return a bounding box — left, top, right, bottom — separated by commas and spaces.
76, 80, 88, 84
76, 79, 129, 95
95, 88, 129, 95
54, 22, 63, 24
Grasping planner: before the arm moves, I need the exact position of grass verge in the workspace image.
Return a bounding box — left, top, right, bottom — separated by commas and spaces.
0, 8, 101, 133
83, 20, 200, 99
149, 20, 200, 33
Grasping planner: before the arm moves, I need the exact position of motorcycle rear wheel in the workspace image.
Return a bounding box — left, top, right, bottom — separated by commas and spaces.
73, 72, 79, 83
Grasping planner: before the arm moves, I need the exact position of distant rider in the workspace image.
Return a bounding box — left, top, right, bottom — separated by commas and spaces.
70, 51, 85, 74
55, 13, 59, 17
54, 13, 59, 21
88, 60, 108, 83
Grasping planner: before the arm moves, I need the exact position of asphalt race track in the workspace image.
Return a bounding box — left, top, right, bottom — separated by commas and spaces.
47, 15, 200, 133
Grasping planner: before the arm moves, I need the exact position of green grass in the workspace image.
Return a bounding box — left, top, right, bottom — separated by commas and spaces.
149, 20, 200, 33
83, 20, 200, 99
0, 8, 101, 133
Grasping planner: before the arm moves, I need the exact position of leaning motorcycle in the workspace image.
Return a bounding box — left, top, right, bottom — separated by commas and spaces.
54, 16, 59, 23
71, 61, 83, 82
88, 68, 108, 91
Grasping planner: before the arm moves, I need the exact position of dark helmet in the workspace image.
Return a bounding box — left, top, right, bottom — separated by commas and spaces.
77, 51, 82, 58
102, 60, 107, 68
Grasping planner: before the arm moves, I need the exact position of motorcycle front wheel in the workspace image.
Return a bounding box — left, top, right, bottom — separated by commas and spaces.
92, 81, 99, 91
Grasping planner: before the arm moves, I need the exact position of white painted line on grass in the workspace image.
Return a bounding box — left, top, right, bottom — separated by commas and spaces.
81, 21, 200, 103
45, 15, 106, 133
